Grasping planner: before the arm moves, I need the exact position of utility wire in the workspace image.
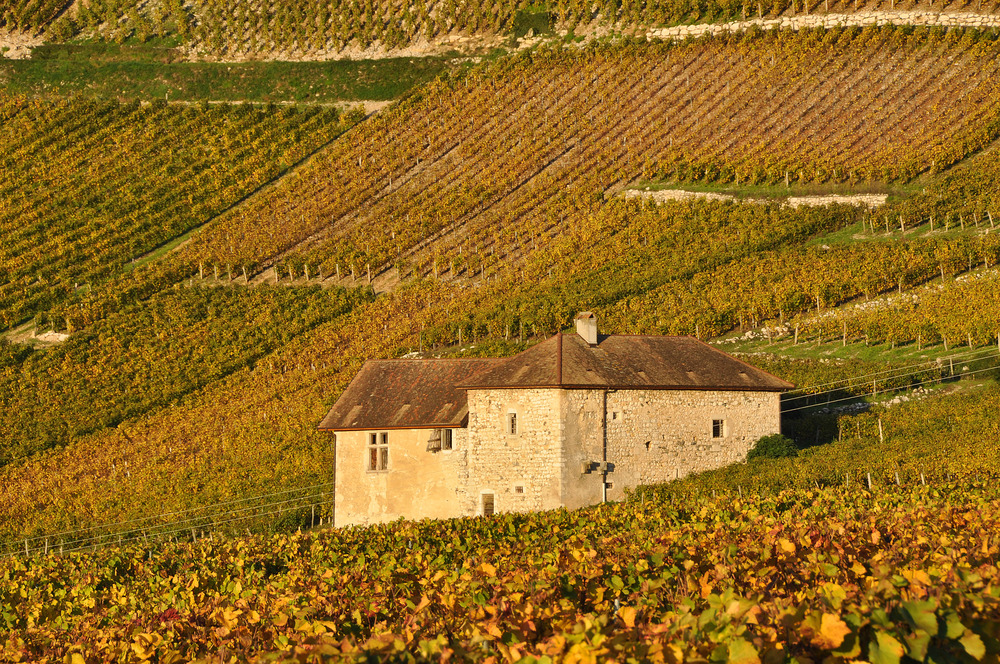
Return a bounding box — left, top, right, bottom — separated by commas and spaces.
782, 345, 1000, 395
34, 497, 330, 557
21, 478, 337, 544
780, 348, 1000, 406
9, 483, 334, 557
47, 490, 329, 553
781, 362, 1000, 414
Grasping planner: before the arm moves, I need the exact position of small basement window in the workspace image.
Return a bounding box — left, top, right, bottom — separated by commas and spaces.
712, 419, 726, 439
442, 428, 454, 450
507, 412, 518, 435
368, 432, 389, 471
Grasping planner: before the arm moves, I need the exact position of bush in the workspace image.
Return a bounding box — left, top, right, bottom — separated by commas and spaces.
747, 434, 798, 461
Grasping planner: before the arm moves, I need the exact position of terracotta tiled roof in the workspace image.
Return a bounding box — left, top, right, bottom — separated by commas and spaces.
459, 333, 793, 391
317, 358, 501, 431
318, 333, 792, 431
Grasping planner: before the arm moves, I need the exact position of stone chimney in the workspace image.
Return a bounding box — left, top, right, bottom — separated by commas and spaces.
575, 311, 598, 346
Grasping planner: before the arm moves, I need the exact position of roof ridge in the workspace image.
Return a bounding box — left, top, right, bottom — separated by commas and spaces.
557, 330, 563, 385
457, 333, 793, 391
364, 357, 507, 364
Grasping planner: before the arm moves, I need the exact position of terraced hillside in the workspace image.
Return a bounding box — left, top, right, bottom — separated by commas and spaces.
10, 0, 1000, 58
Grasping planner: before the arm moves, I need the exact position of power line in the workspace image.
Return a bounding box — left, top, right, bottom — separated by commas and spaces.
782, 345, 1000, 395
25, 497, 331, 557
780, 348, 1000, 407
15, 492, 326, 557
155, 499, 326, 544
48, 490, 328, 553
781, 362, 1000, 415
20, 478, 337, 544
8, 482, 335, 557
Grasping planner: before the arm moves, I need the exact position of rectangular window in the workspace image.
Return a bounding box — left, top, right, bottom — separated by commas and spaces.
368, 432, 389, 471
514, 485, 525, 495
482, 493, 495, 516
712, 419, 725, 439
507, 413, 517, 435
442, 428, 453, 450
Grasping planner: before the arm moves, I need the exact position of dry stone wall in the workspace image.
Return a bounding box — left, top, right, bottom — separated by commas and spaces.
623, 189, 888, 208
643, 10, 1000, 40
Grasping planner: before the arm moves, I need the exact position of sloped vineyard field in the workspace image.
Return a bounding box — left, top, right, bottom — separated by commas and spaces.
0, 284, 437, 548
794, 270, 1000, 349
0, 96, 356, 328
0, 0, 69, 33
10, 142, 1000, 549
4, 458, 1000, 661
24, 0, 1000, 56
0, 284, 371, 464
182, 28, 1000, 288
7, 223, 1000, 555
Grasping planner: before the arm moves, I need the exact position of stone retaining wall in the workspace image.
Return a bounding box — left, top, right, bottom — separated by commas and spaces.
624, 188, 888, 208
645, 10, 1000, 40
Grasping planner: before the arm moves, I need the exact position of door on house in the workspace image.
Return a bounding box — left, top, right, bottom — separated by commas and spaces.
482, 493, 495, 516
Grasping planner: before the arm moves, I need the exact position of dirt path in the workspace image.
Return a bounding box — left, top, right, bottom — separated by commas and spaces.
3, 320, 69, 346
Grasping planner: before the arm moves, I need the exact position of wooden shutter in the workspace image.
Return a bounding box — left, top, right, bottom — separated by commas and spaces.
426, 428, 442, 452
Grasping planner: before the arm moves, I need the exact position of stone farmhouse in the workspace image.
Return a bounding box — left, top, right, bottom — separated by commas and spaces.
318, 313, 792, 527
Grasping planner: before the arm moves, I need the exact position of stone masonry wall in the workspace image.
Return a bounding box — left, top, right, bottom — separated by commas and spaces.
465, 388, 563, 516
601, 389, 780, 501
643, 11, 1000, 41
623, 189, 888, 209
333, 427, 468, 527
333, 387, 780, 524
561, 390, 612, 510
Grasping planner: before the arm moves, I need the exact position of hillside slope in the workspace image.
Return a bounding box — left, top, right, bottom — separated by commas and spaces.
0, 97, 356, 328
180, 27, 1000, 287
4, 29, 1000, 549
5, 386, 1000, 660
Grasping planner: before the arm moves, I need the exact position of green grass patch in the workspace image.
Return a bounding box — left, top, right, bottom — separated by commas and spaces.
1, 46, 452, 102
